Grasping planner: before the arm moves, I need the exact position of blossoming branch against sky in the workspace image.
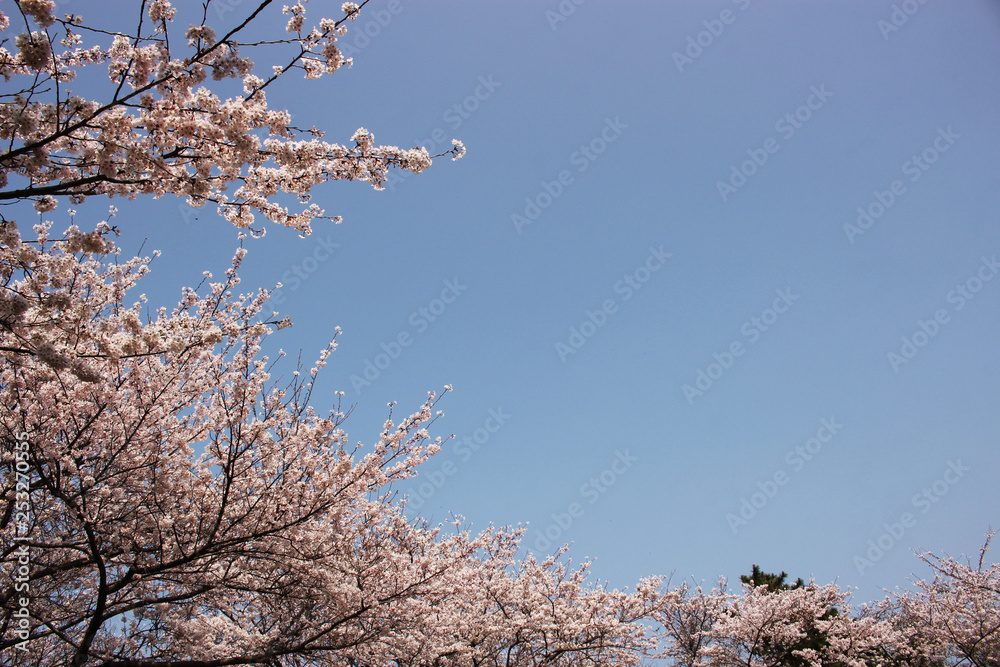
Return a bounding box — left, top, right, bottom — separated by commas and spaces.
2, 0, 998, 641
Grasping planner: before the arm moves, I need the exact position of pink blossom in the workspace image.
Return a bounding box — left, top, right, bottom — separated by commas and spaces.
0, 2, 463, 234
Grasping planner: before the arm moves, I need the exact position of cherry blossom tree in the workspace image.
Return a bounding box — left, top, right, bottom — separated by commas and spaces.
732, 566, 839, 667
655, 578, 729, 667
655, 545, 1000, 667
655, 576, 905, 667
0, 0, 463, 235
0, 215, 676, 665
0, 2, 669, 665
879, 533, 1000, 667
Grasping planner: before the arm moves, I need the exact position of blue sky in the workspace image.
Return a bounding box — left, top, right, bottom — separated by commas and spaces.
37, 0, 1000, 604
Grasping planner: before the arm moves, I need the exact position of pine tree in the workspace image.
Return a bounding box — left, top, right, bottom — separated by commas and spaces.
740, 564, 805, 593
739, 566, 839, 667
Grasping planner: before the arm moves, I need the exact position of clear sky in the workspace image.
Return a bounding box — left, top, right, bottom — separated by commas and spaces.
42, 0, 1000, 606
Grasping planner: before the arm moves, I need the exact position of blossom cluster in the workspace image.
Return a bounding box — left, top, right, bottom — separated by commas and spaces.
0, 0, 463, 234
655, 544, 999, 667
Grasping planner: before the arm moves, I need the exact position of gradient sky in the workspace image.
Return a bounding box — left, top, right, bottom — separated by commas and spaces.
34, 0, 1000, 606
